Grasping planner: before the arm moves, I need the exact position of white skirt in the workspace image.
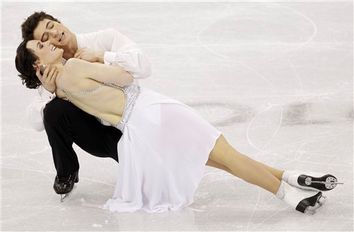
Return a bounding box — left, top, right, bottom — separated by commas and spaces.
103, 87, 222, 213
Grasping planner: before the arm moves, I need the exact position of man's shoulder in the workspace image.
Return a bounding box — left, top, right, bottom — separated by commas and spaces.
77, 28, 117, 47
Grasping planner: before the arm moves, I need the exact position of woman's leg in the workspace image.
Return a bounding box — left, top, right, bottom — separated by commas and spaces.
206, 157, 284, 181
207, 134, 281, 194
251, 160, 284, 181
205, 159, 232, 173
206, 134, 327, 213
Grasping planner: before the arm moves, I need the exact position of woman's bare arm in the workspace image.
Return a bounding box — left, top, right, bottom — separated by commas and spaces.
65, 58, 134, 87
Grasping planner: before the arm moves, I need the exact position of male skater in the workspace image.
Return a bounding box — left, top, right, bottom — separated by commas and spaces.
21, 11, 151, 200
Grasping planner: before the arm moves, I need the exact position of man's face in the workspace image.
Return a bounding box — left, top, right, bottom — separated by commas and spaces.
33, 19, 73, 49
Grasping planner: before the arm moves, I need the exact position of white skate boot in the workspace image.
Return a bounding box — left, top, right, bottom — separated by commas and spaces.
282, 170, 343, 191
276, 181, 327, 214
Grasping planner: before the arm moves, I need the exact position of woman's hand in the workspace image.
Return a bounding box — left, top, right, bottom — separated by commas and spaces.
36, 64, 59, 94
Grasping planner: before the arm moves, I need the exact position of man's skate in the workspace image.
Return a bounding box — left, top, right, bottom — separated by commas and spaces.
53, 171, 79, 202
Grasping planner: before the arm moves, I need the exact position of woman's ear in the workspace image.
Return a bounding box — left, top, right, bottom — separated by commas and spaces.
33, 62, 40, 71
33, 62, 46, 74
39, 64, 47, 75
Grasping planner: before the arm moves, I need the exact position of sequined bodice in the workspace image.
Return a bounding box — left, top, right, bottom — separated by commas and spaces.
59, 82, 140, 130
114, 83, 140, 130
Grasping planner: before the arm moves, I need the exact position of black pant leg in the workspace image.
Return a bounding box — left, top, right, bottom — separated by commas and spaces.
43, 98, 122, 177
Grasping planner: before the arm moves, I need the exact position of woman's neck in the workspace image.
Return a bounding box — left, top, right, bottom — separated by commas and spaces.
52, 62, 65, 90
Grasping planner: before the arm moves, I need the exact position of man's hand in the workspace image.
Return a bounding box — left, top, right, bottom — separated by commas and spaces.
36, 64, 59, 94
74, 48, 104, 63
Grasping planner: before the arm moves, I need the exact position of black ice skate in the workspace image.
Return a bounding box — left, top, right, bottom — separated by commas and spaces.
53, 171, 79, 202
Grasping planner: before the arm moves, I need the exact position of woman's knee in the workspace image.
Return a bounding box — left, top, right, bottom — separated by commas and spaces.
205, 158, 231, 173
209, 135, 227, 162
209, 134, 239, 166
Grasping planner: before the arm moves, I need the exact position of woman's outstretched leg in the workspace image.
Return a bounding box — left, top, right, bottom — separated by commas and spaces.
206, 152, 284, 181
208, 134, 281, 194
207, 134, 327, 214
206, 137, 340, 192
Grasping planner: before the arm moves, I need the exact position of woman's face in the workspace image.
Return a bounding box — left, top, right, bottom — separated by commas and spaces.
26, 40, 64, 67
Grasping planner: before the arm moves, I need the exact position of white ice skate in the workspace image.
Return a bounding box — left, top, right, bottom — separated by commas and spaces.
276, 181, 327, 214
282, 171, 343, 191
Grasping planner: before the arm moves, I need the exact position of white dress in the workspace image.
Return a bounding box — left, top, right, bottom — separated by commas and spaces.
103, 83, 222, 213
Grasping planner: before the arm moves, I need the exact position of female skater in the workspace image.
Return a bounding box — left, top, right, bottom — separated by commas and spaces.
15, 39, 340, 214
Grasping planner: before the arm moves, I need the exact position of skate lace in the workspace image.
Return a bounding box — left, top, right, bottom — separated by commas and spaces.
57, 174, 73, 183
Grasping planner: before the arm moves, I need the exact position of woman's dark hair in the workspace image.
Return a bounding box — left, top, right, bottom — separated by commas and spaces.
15, 40, 41, 89
21, 11, 60, 40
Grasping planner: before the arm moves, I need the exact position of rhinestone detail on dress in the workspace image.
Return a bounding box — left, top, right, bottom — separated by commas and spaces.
60, 82, 140, 130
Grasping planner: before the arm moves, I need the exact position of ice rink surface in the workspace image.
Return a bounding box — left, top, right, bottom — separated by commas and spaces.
1, 1, 353, 231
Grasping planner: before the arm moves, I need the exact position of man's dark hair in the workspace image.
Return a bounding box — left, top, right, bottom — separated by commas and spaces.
15, 40, 41, 89
21, 11, 60, 40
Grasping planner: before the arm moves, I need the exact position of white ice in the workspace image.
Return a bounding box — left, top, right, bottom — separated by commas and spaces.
1, 1, 353, 231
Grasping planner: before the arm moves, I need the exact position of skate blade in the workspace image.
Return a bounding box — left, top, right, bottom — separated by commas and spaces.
60, 193, 70, 202
304, 195, 327, 215
304, 208, 316, 215
310, 181, 344, 185
301, 175, 343, 191
59, 186, 75, 202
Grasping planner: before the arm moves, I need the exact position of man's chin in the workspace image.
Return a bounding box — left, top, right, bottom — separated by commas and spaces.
55, 44, 66, 50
